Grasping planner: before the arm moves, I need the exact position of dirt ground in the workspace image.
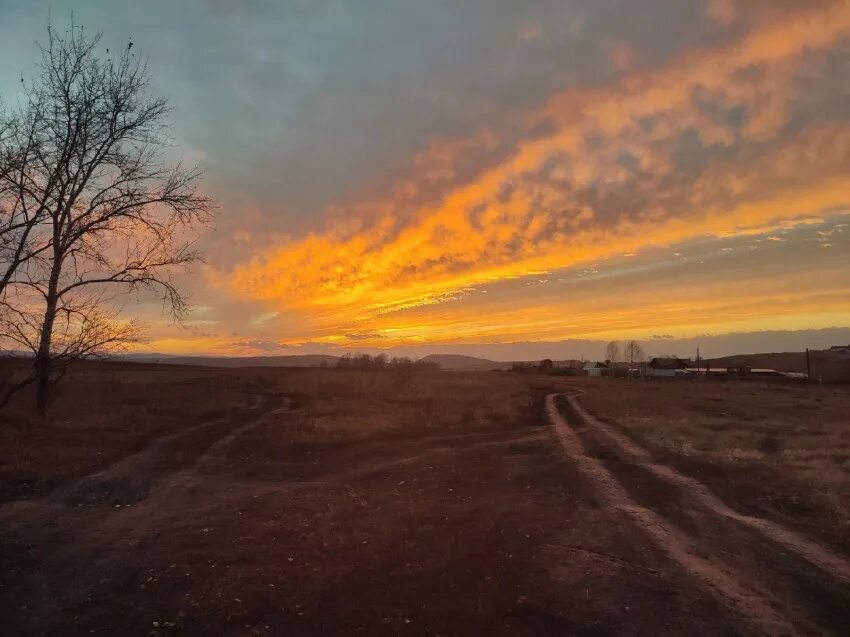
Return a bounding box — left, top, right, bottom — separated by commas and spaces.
1, 363, 848, 635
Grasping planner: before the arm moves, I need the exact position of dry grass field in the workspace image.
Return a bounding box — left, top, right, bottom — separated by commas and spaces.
1, 362, 849, 635
0, 362, 538, 503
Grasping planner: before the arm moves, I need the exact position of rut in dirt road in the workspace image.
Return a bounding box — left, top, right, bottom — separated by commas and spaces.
11, 394, 283, 510
565, 394, 850, 586
546, 393, 796, 636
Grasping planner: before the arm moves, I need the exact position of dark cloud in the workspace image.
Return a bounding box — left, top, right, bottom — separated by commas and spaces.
0, 0, 745, 227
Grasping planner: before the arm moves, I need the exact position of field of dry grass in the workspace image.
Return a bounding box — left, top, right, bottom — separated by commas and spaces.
576, 377, 850, 551
1, 362, 244, 501
2, 362, 849, 635
0, 361, 540, 502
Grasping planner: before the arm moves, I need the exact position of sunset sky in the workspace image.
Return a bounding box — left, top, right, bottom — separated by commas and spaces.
2, 1, 849, 359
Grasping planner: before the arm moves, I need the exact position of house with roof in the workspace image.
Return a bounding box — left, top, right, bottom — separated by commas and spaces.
646, 357, 689, 378
556, 359, 585, 370
582, 361, 609, 377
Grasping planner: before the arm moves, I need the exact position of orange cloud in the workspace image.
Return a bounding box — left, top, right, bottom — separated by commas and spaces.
215, 3, 850, 348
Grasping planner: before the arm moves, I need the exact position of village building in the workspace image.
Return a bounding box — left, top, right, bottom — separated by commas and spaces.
645, 357, 689, 378
582, 361, 609, 377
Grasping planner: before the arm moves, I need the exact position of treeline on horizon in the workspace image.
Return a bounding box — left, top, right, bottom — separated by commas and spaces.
331, 353, 440, 371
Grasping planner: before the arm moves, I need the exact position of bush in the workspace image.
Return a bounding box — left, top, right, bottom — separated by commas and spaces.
757, 434, 783, 455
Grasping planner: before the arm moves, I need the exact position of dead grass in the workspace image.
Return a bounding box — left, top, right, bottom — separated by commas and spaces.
0, 361, 549, 501
2, 363, 847, 635
0, 361, 263, 499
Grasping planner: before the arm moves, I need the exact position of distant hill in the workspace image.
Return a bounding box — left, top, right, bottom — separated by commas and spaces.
121, 352, 568, 371
706, 349, 850, 382
377, 328, 850, 362
419, 354, 507, 370
122, 353, 339, 368
90, 346, 847, 382
705, 352, 807, 373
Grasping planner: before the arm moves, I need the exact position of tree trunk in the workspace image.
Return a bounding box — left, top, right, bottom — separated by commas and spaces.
34, 304, 56, 415
34, 357, 52, 414
34, 258, 61, 415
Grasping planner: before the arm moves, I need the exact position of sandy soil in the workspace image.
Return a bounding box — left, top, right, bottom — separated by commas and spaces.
1, 364, 848, 635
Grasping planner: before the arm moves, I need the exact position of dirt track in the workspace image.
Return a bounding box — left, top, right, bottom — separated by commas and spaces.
1, 383, 848, 636
562, 393, 850, 585
550, 391, 850, 636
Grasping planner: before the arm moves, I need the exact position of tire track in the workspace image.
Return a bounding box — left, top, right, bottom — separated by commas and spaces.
186, 395, 289, 472
51, 416, 236, 506
17, 394, 276, 508
546, 393, 795, 636
566, 393, 850, 586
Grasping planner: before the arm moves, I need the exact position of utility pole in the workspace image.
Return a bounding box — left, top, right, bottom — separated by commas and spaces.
806, 348, 811, 381
696, 347, 701, 373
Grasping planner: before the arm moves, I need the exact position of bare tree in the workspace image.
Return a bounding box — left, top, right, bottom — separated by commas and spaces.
624, 340, 645, 370
0, 88, 56, 296
0, 22, 213, 413
604, 340, 620, 364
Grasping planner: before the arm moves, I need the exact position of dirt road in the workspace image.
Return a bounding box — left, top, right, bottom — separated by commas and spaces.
549, 391, 850, 636
1, 383, 848, 635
